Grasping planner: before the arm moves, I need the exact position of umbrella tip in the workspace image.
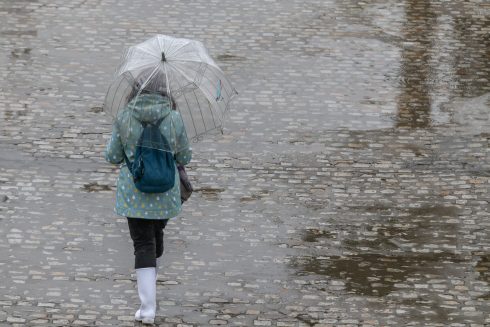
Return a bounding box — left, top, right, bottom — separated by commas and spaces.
161, 52, 166, 62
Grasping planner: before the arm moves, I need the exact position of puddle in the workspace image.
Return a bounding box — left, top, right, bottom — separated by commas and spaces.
296, 314, 317, 327
404, 205, 458, 217
292, 205, 463, 298
395, 0, 437, 129
239, 194, 262, 202
290, 253, 490, 323
451, 14, 490, 98
397, 296, 454, 324
10, 48, 32, 59
346, 141, 370, 149
216, 54, 247, 62
344, 205, 460, 249
291, 252, 465, 297
357, 204, 392, 213
302, 228, 336, 243
195, 187, 225, 201
88, 106, 104, 113
82, 182, 112, 192
475, 254, 490, 300
391, 0, 490, 129
349, 204, 459, 217
400, 144, 426, 156
239, 191, 270, 203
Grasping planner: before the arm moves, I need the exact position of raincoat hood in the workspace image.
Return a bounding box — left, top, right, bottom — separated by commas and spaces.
127, 93, 172, 123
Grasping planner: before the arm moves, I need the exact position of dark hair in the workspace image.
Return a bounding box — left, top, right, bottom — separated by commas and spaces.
125, 68, 177, 110
126, 84, 177, 110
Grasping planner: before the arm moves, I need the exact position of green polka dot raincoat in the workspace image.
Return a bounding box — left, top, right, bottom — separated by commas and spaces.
105, 94, 192, 219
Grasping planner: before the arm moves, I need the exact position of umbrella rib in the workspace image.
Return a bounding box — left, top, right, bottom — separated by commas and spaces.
202, 66, 236, 100
162, 37, 176, 59
194, 87, 218, 130
116, 73, 139, 119
169, 57, 220, 69
172, 67, 227, 127
139, 65, 161, 90
107, 73, 130, 117
167, 62, 220, 114
174, 111, 191, 153
165, 61, 197, 94
192, 89, 209, 132
203, 90, 218, 130
199, 70, 237, 127
170, 69, 199, 138
168, 61, 222, 100
167, 60, 235, 101
165, 40, 192, 59
114, 82, 127, 118
182, 62, 234, 101
162, 62, 186, 150
166, 61, 198, 85
130, 46, 160, 60
191, 67, 234, 114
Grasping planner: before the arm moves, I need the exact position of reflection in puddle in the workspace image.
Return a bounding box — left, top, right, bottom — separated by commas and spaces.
302, 228, 336, 242
395, 0, 490, 128
452, 14, 490, 98
476, 254, 490, 300
403, 205, 458, 217
10, 48, 32, 59
291, 252, 464, 297
195, 187, 225, 201
82, 182, 112, 192
396, 0, 436, 128
88, 106, 104, 113
293, 205, 464, 299
239, 190, 270, 203
216, 54, 247, 62
339, 205, 461, 249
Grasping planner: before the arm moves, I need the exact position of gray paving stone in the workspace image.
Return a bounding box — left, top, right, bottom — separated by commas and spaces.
0, 0, 489, 326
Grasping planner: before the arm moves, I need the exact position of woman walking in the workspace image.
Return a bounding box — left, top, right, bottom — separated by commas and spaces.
103, 35, 236, 324
105, 76, 192, 324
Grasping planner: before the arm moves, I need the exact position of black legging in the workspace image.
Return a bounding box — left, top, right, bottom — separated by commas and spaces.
127, 218, 169, 269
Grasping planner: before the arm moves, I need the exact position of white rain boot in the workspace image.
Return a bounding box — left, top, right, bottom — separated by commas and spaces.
134, 267, 156, 325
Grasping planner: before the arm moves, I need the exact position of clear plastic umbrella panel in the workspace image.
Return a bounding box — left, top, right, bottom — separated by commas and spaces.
104, 35, 237, 153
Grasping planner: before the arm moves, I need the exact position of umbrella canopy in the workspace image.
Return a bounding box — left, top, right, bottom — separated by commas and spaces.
104, 35, 237, 151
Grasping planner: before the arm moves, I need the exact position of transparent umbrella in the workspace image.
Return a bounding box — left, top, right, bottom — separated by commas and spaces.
104, 34, 237, 152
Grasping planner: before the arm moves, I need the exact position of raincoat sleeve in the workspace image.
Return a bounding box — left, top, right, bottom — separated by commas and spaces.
105, 123, 125, 164
173, 112, 192, 166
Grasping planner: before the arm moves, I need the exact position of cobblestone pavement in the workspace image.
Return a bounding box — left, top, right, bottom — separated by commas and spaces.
0, 0, 489, 326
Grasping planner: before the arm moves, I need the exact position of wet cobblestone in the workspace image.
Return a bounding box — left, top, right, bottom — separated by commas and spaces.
1, 0, 489, 326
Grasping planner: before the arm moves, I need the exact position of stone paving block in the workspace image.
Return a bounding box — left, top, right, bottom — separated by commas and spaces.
0, 0, 489, 326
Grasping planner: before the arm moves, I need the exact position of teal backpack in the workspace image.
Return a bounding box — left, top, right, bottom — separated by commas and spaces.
123, 117, 176, 193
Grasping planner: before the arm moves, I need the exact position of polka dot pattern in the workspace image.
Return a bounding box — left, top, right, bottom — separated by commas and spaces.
105, 94, 192, 219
